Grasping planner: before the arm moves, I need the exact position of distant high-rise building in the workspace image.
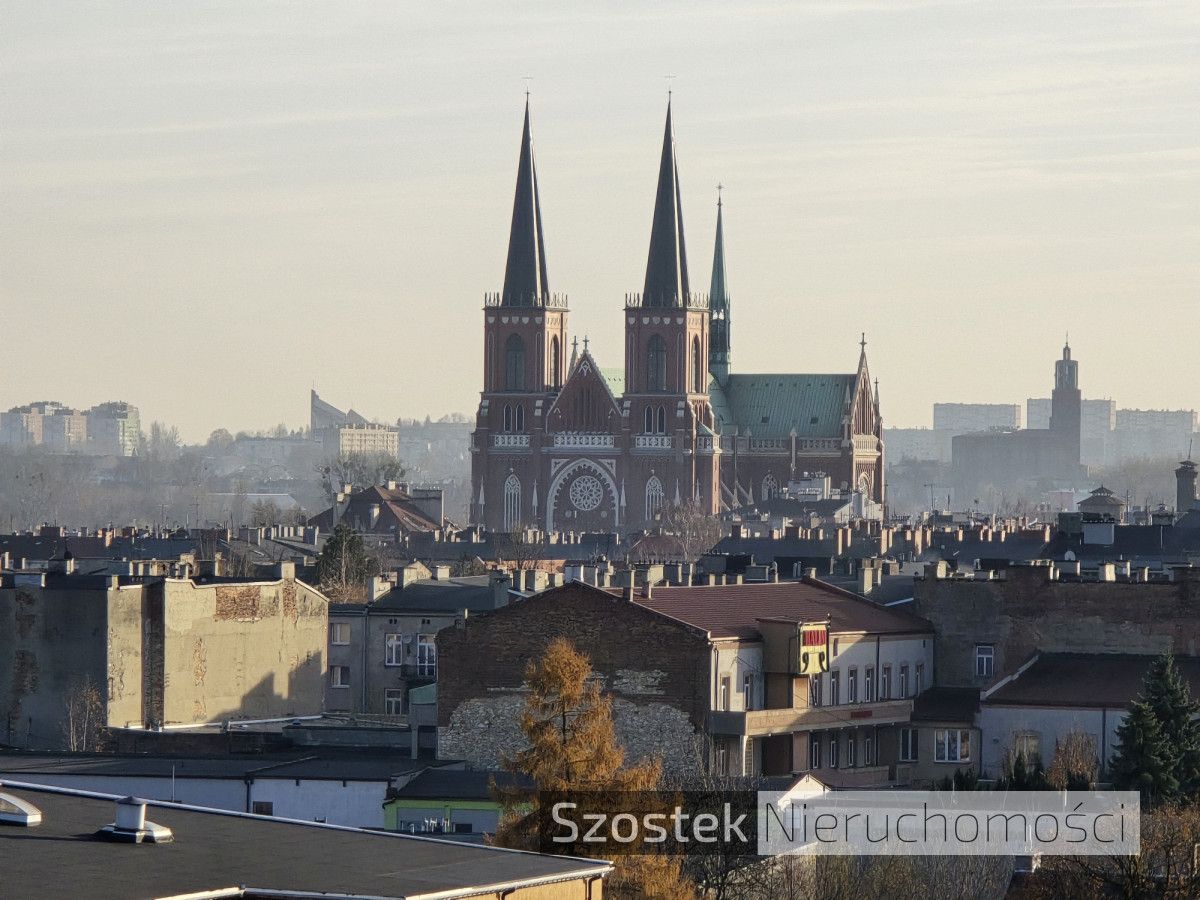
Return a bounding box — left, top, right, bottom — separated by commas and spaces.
933, 403, 1022, 432
309, 390, 398, 458
86, 401, 141, 456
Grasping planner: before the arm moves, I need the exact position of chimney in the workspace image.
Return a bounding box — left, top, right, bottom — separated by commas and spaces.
99, 798, 173, 844
432, 565, 451, 581
367, 575, 391, 601
489, 570, 512, 607
274, 561, 295, 581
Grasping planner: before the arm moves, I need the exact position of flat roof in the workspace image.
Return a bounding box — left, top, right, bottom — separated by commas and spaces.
0, 783, 611, 900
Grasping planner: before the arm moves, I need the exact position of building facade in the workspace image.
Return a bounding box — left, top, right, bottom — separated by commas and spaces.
470, 101, 883, 534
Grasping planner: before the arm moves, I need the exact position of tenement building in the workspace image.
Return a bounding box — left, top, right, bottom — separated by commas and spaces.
470, 100, 884, 533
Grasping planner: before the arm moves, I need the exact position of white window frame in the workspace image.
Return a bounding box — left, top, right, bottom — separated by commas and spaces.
899, 727, 918, 762
808, 673, 823, 708
828, 735, 840, 769
847, 733, 857, 767
934, 729, 972, 763
881, 665, 891, 700
330, 665, 351, 689
864, 666, 875, 702
330, 622, 350, 646
830, 670, 840, 706
385, 688, 405, 715
719, 675, 731, 712
810, 735, 821, 770
385, 633, 403, 667
848, 668, 858, 704
899, 665, 909, 698
975, 644, 995, 679
742, 672, 755, 711
416, 634, 437, 677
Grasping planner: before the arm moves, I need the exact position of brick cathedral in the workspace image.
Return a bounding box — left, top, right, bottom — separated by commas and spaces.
470, 100, 884, 533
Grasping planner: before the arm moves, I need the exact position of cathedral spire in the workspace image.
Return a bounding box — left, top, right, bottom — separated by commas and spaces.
501, 97, 549, 307
642, 98, 690, 308
709, 188, 731, 382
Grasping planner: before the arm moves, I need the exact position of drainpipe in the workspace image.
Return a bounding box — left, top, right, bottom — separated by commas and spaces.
359, 607, 369, 713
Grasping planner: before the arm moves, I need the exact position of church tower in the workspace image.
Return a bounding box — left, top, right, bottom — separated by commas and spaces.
472, 99, 569, 528
622, 99, 718, 518
1049, 341, 1082, 476
708, 192, 731, 384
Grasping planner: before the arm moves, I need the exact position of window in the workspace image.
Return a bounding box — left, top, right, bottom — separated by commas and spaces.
828, 735, 840, 769
830, 670, 841, 706
385, 689, 405, 716
719, 675, 731, 712
865, 734, 875, 766
330, 622, 350, 646
692, 336, 703, 393
656, 405, 666, 434
644, 406, 654, 434
915, 664, 924, 695
808, 673, 823, 708
330, 665, 350, 689
847, 733, 857, 767
899, 728, 918, 762
864, 666, 875, 702
715, 741, 729, 776
832, 638, 840, 657
416, 635, 437, 677
251, 801, 274, 816
934, 729, 972, 763
503, 403, 513, 432
515, 404, 525, 432
975, 644, 995, 679
742, 672, 755, 711
503, 473, 521, 530
848, 668, 858, 704
899, 665, 909, 698
385, 633, 403, 667
549, 336, 560, 389
762, 473, 778, 501
505, 334, 525, 391
646, 335, 667, 391
645, 476, 665, 521
881, 665, 892, 700
810, 736, 822, 770
1013, 731, 1041, 765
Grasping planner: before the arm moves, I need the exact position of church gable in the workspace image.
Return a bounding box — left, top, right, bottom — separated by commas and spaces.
545, 352, 623, 433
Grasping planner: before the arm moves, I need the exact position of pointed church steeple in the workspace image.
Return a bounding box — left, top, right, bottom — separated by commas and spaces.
709, 189, 731, 382
501, 97, 549, 307
642, 99, 690, 308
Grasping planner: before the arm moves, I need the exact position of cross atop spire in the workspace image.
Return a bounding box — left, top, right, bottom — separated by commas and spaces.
860, 332, 867, 353
641, 98, 690, 308
500, 97, 549, 307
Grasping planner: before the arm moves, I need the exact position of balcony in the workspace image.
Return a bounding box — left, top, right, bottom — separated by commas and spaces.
552, 432, 614, 450
708, 698, 913, 737
634, 435, 673, 451
492, 434, 530, 449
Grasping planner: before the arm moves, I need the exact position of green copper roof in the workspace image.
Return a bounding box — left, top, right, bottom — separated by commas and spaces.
710, 374, 853, 439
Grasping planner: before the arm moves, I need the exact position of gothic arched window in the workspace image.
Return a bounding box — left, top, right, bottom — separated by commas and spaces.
646, 335, 667, 392
692, 336, 703, 393
503, 473, 521, 530
503, 404, 513, 433
657, 405, 667, 434
644, 406, 654, 434
549, 336, 560, 389
762, 473, 778, 501
505, 334, 525, 391
645, 476, 665, 522
515, 404, 525, 432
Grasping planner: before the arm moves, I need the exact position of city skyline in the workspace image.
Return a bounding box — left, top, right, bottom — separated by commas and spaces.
4, 2, 1197, 443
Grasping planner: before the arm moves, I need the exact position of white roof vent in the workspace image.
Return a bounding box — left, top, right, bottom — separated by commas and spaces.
0, 791, 42, 827
97, 797, 173, 844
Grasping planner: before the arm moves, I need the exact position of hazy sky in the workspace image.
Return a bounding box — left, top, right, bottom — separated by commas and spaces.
3, 1, 1197, 442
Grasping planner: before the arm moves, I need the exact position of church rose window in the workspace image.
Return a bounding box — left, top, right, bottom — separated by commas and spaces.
569, 474, 603, 511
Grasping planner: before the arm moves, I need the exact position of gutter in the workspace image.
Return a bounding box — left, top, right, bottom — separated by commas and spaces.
981, 653, 1040, 702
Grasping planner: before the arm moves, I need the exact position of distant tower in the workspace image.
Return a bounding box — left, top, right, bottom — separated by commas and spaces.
1177, 459, 1198, 514
708, 190, 731, 384
1049, 341, 1081, 473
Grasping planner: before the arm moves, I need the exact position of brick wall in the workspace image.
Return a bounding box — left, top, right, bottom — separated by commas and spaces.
914, 567, 1200, 687
437, 582, 712, 773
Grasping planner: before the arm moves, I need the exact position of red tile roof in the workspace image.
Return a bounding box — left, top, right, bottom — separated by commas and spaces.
632, 579, 933, 640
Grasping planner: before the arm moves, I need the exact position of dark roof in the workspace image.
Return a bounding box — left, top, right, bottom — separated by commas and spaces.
0, 533, 200, 562
1041, 525, 1200, 564
633, 579, 933, 641
984, 653, 1200, 709
309, 485, 441, 535
912, 687, 980, 722
500, 98, 549, 307
372, 575, 504, 613
641, 99, 689, 308
392, 769, 533, 801
0, 785, 609, 900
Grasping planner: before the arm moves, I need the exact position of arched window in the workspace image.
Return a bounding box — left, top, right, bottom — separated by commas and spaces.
549, 336, 560, 389
503, 473, 521, 530
646, 335, 667, 392
692, 336, 703, 393
515, 404, 525, 432
502, 404, 513, 433
657, 405, 667, 434
762, 473, 778, 500
645, 476, 665, 521
505, 334, 525, 391
644, 406, 654, 434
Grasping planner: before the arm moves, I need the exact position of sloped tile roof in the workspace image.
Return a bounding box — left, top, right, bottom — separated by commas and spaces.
985, 653, 1200, 709
712, 374, 853, 439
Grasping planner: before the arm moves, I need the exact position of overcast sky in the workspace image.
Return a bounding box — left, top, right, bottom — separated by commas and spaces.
2, 1, 1197, 442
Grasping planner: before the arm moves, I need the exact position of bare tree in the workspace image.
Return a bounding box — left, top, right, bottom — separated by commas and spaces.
498, 521, 545, 572
657, 499, 724, 563
62, 677, 106, 752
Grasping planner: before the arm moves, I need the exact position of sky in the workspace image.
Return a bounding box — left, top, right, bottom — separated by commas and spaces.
2, 1, 1197, 443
